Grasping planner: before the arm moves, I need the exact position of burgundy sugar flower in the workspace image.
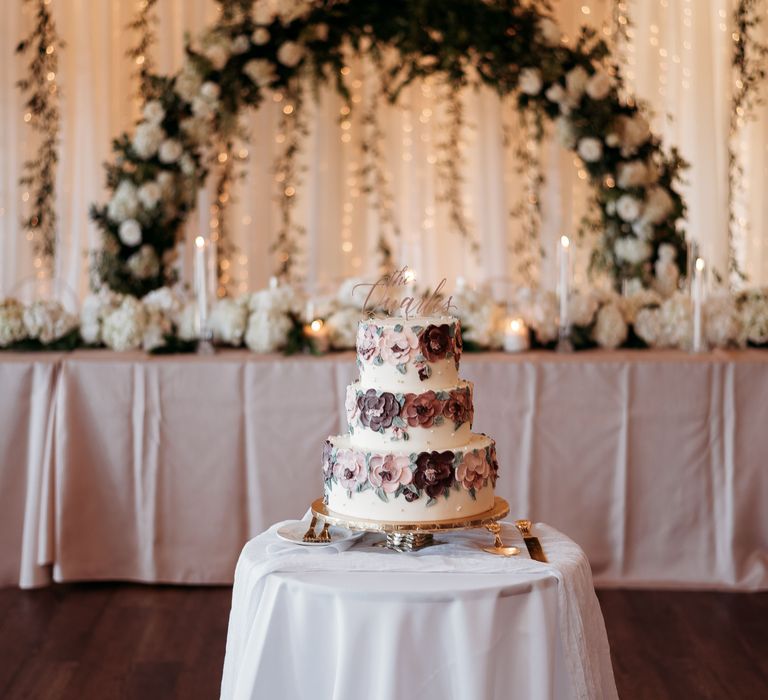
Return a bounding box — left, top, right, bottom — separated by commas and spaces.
443, 388, 471, 426
357, 389, 400, 431
402, 391, 442, 428
413, 451, 455, 498
419, 323, 452, 361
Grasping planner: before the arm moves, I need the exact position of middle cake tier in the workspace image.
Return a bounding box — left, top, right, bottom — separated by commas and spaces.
345, 380, 474, 450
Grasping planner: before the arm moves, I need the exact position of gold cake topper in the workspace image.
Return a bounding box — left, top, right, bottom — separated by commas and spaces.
352, 266, 458, 320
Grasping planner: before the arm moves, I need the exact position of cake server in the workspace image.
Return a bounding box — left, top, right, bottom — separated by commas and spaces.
515, 520, 547, 562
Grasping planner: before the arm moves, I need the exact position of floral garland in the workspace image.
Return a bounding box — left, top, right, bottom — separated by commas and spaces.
323, 439, 498, 506
16, 0, 64, 276
126, 0, 159, 95
89, 0, 689, 297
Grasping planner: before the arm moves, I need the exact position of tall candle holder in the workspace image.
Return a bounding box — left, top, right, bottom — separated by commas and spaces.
557, 235, 573, 352
195, 236, 215, 355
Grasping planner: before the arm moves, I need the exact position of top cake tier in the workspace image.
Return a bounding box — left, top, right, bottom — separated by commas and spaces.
356, 316, 462, 392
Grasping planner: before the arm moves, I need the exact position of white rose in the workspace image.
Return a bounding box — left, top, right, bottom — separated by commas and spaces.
102, 297, 146, 351
556, 116, 576, 149
244, 310, 292, 353
143, 100, 165, 125
537, 17, 561, 46
175, 62, 203, 102
614, 236, 651, 264
23, 300, 78, 345
252, 27, 270, 45
326, 307, 361, 350
617, 160, 649, 188
577, 137, 603, 163
243, 59, 276, 87
565, 65, 589, 102
126, 245, 159, 279
142, 286, 183, 315
594, 303, 627, 349
632, 220, 654, 240
159, 139, 183, 164
0, 299, 27, 347
107, 180, 139, 223
586, 70, 612, 100
277, 41, 304, 67
138, 181, 161, 209
132, 121, 164, 159
209, 298, 248, 346
641, 186, 674, 225
616, 194, 642, 222
118, 219, 142, 247
634, 307, 661, 347
518, 68, 543, 96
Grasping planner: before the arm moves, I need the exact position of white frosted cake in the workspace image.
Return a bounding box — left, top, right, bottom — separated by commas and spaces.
322, 315, 499, 522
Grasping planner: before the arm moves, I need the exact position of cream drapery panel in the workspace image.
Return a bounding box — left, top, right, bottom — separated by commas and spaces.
1, 0, 765, 303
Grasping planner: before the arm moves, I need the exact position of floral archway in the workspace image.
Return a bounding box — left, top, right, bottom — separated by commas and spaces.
90, 0, 687, 297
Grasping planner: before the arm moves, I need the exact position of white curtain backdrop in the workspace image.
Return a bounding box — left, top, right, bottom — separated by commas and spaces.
1, 0, 766, 305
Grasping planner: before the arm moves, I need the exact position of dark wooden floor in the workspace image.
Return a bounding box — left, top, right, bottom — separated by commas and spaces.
0, 584, 766, 699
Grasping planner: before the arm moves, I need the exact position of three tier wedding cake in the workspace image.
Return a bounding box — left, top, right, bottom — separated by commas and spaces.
322, 315, 499, 522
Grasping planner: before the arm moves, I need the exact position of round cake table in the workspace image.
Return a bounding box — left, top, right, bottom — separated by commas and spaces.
220, 520, 617, 700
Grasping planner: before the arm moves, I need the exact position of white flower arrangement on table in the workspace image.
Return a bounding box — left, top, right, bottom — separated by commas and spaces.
0, 298, 78, 350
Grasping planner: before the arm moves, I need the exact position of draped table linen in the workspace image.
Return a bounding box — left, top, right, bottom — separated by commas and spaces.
220, 521, 618, 700
2, 348, 767, 589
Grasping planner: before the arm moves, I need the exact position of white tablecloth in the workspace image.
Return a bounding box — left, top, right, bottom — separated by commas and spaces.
2, 349, 767, 589
220, 521, 617, 700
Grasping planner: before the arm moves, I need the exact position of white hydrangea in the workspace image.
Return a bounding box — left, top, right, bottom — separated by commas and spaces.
0, 299, 27, 347
143, 100, 165, 125
453, 288, 505, 349
657, 293, 693, 348
577, 137, 603, 163
23, 300, 78, 345
537, 17, 561, 46
243, 59, 277, 87
634, 307, 661, 347
568, 289, 600, 327
203, 36, 231, 70
126, 245, 159, 279
522, 291, 559, 344
248, 285, 299, 316
175, 62, 203, 102
326, 307, 361, 350
119, 219, 142, 247
616, 160, 649, 189
209, 298, 248, 346
142, 286, 184, 316
586, 70, 612, 100
80, 288, 123, 345
620, 289, 662, 324
277, 41, 305, 67
615, 113, 651, 157
176, 302, 199, 341
232, 35, 250, 54
614, 236, 651, 265
107, 180, 140, 223
593, 303, 627, 349
738, 291, 768, 345
244, 310, 292, 353
138, 181, 162, 210
640, 186, 674, 225
132, 121, 165, 159
518, 67, 543, 95
159, 139, 183, 164
565, 65, 589, 103
616, 194, 642, 222
705, 294, 741, 348
102, 297, 146, 351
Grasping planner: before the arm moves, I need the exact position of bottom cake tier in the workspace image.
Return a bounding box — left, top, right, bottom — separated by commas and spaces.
323, 433, 498, 522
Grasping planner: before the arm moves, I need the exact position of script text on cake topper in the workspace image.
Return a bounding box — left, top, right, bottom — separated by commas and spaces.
352, 266, 457, 319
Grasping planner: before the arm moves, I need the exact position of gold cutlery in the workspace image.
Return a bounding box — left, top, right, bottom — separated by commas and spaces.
515, 520, 547, 562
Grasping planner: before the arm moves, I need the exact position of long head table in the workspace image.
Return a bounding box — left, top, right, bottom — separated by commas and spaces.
1, 348, 766, 589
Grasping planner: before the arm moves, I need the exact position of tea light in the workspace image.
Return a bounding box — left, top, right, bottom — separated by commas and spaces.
304, 318, 330, 353
503, 318, 530, 352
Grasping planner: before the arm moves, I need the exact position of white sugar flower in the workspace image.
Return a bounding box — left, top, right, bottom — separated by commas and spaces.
326, 307, 361, 350
132, 121, 164, 159
252, 27, 270, 45
23, 300, 78, 345
209, 298, 248, 346
143, 100, 165, 125
586, 70, 612, 100
0, 299, 27, 347
519, 68, 543, 95
537, 17, 561, 46
138, 181, 161, 209
277, 41, 304, 67
244, 59, 277, 87
118, 219, 142, 247
577, 137, 603, 163
245, 310, 292, 353
617, 160, 649, 189
594, 303, 627, 349
159, 139, 183, 164
126, 245, 159, 279
107, 180, 140, 223
616, 194, 642, 222
614, 236, 651, 264
102, 297, 146, 351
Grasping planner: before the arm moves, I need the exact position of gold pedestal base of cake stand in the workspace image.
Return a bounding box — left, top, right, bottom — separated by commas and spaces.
309, 497, 514, 554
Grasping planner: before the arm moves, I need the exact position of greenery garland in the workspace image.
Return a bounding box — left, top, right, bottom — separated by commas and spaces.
90, 0, 689, 295
127, 0, 160, 95
16, 0, 64, 276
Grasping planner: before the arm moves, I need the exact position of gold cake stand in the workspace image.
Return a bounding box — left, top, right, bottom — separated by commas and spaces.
309, 497, 518, 555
